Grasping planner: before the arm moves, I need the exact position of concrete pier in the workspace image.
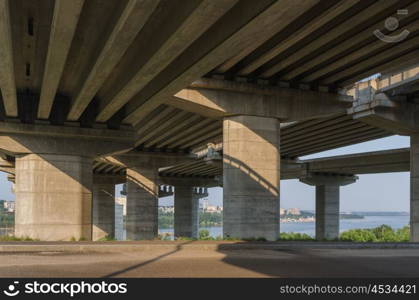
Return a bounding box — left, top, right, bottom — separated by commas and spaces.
223, 115, 280, 241
15, 154, 92, 241
126, 166, 159, 240
411, 134, 419, 242
301, 174, 357, 240
174, 186, 199, 238
92, 176, 116, 241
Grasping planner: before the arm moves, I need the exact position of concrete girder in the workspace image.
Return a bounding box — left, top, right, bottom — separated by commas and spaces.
37, 0, 84, 119
0, 123, 135, 157
96, 0, 238, 123
260, 0, 401, 78
234, 0, 359, 76
67, 0, 160, 121
291, 0, 419, 81
143, 113, 200, 148
0, 0, 18, 117
282, 125, 379, 153
285, 130, 389, 158
300, 13, 419, 82
134, 105, 177, 135
378, 73, 419, 96
351, 94, 419, 135
168, 121, 222, 149
216, 0, 322, 74
121, 0, 318, 125
340, 50, 419, 87
135, 110, 189, 147
157, 118, 216, 149
322, 35, 419, 86
170, 79, 352, 121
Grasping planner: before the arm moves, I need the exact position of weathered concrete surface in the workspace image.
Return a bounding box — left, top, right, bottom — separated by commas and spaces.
92, 175, 117, 241
223, 115, 280, 241
1, 242, 419, 278
14, 154, 92, 241
174, 186, 199, 238
126, 166, 159, 240
411, 134, 419, 242
301, 174, 358, 240
172, 79, 352, 121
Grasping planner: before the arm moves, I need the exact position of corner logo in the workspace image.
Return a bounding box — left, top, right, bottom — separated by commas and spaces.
3, 281, 20, 297
374, 9, 410, 43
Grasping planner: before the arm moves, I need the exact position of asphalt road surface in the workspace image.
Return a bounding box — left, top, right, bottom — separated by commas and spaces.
1, 247, 419, 277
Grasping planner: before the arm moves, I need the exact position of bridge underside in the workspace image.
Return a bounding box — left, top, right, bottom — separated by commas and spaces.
0, 1, 418, 242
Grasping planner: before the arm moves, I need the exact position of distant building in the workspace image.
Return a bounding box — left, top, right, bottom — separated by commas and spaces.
201, 199, 209, 210
2, 200, 15, 213
204, 205, 223, 213
159, 206, 174, 213
280, 208, 286, 216
287, 208, 301, 215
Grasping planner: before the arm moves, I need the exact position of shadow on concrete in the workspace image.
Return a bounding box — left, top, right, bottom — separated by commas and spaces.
215, 241, 419, 277
101, 241, 194, 278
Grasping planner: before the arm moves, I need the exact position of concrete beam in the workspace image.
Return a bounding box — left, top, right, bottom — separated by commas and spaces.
121, 1, 316, 125
351, 95, 419, 135
322, 35, 419, 86
67, 0, 159, 121
37, 0, 84, 119
0, 121, 136, 141
170, 79, 352, 121
260, 0, 400, 78
291, 0, 419, 81
378, 73, 419, 96
235, 0, 358, 76
216, 0, 321, 73
0, 0, 18, 117
96, 0, 238, 122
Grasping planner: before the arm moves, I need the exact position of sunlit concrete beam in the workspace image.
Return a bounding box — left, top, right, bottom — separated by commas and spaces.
37, 0, 84, 119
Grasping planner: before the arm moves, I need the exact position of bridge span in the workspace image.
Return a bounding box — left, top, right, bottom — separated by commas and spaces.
0, 1, 418, 242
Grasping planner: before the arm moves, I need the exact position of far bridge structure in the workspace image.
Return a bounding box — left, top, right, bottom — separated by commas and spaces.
0, 0, 418, 242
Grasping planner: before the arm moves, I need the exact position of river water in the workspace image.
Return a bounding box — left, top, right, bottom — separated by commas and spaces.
158, 215, 410, 238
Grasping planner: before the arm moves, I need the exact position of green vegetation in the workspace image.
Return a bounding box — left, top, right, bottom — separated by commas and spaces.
0, 236, 37, 241
279, 225, 410, 242
199, 211, 222, 227
280, 232, 315, 241
199, 229, 211, 240
340, 225, 410, 242
158, 211, 222, 229
97, 235, 116, 241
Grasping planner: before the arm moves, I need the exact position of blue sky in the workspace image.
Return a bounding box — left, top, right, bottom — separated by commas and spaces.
1, 135, 410, 212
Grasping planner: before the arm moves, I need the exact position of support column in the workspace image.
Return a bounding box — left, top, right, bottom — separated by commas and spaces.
223, 115, 280, 241
174, 186, 199, 238
114, 154, 195, 240
301, 174, 358, 240
92, 175, 117, 241
15, 154, 92, 241
411, 134, 419, 242
126, 165, 159, 240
